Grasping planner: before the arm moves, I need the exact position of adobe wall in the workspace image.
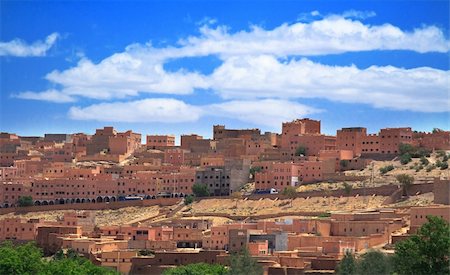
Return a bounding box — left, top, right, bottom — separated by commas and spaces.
0, 198, 180, 215
434, 179, 450, 205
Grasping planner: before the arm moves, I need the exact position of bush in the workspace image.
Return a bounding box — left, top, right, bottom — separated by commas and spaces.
411, 148, 431, 158
436, 150, 446, 158
380, 165, 394, 174
184, 195, 194, 205
192, 183, 209, 197
138, 249, 155, 256
420, 156, 429, 165
399, 143, 430, 158
164, 263, 227, 275
400, 153, 412, 165
18, 196, 33, 207
318, 212, 331, 218
249, 166, 262, 179
441, 162, 448, 170
443, 154, 449, 162
426, 164, 435, 172
229, 248, 263, 275
399, 143, 415, 155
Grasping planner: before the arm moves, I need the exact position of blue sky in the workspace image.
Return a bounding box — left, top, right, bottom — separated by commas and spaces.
1, 1, 449, 141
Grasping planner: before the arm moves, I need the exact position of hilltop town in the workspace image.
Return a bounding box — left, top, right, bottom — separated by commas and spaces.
0, 118, 449, 274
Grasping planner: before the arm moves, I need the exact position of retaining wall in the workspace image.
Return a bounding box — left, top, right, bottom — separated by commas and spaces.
0, 198, 180, 215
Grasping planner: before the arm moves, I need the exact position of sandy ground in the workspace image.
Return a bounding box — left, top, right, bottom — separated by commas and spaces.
0, 206, 160, 226
189, 191, 435, 217
389, 192, 434, 208
190, 196, 386, 216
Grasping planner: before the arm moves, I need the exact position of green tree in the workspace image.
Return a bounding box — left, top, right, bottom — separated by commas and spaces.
192, 183, 209, 197
229, 248, 263, 275
184, 195, 194, 205
393, 216, 450, 275
440, 162, 448, 170
0, 242, 117, 275
336, 251, 356, 275
356, 250, 392, 275
396, 174, 414, 197
399, 143, 415, 155
18, 196, 33, 207
249, 166, 262, 179
295, 146, 307, 156
44, 257, 117, 275
163, 263, 227, 275
282, 186, 297, 207
0, 241, 45, 275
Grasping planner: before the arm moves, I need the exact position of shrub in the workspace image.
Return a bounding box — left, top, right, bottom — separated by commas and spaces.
249, 166, 262, 178
184, 195, 194, 205
440, 162, 448, 170
18, 196, 33, 207
138, 249, 155, 256
191, 183, 209, 197
380, 165, 394, 174
318, 212, 331, 218
420, 156, 429, 165
400, 153, 412, 165
399, 143, 430, 158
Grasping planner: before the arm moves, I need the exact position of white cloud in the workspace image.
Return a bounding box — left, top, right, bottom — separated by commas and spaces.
68, 98, 320, 128
341, 10, 376, 19
43, 53, 208, 100
14, 13, 450, 115
176, 16, 449, 57
15, 89, 75, 103
68, 98, 203, 122
207, 99, 321, 127
0, 33, 59, 57
209, 56, 449, 112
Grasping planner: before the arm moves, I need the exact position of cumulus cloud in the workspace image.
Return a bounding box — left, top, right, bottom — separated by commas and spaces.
69, 98, 203, 122
209, 56, 449, 112
68, 98, 320, 127
14, 12, 450, 116
176, 16, 449, 57
0, 33, 59, 57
